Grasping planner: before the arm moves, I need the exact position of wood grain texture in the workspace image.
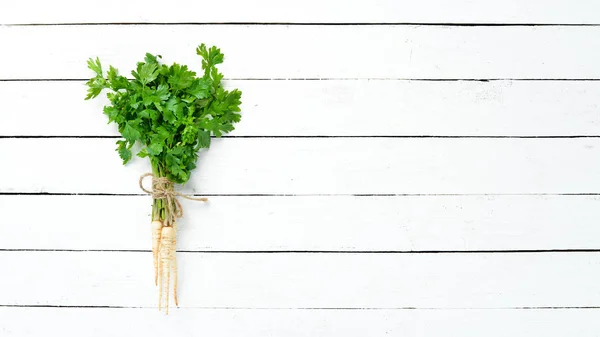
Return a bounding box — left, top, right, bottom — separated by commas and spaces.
4, 80, 600, 137
2, 195, 600, 251
1, 138, 599, 194
2, 251, 599, 308
2, 0, 600, 24
3, 307, 600, 337
2, 25, 600, 80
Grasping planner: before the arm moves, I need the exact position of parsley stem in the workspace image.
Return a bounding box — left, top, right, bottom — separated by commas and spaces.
151, 160, 168, 222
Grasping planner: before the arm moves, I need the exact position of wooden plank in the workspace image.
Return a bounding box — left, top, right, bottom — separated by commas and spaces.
2, 307, 600, 337
2, 0, 600, 24
1, 251, 598, 307
1, 138, 599, 194
4, 80, 600, 137
2, 25, 600, 80
2, 195, 600, 251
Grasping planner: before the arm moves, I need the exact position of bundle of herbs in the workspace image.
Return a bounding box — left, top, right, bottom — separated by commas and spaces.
85, 44, 242, 313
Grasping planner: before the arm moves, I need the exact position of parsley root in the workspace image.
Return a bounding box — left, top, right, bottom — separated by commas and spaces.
85, 44, 243, 313
159, 225, 176, 314
151, 220, 163, 285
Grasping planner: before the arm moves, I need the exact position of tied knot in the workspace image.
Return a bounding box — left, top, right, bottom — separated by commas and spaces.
139, 173, 208, 225
148, 176, 177, 200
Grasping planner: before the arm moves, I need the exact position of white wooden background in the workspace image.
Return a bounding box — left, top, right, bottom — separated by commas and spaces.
2, 1, 600, 336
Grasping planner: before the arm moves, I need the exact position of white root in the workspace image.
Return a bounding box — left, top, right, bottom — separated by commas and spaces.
158, 225, 177, 314
151, 220, 163, 286
173, 222, 179, 307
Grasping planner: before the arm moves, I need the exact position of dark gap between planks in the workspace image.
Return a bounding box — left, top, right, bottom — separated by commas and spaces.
1, 135, 600, 139
5, 22, 600, 27
2, 248, 600, 253
1, 304, 599, 309
2, 193, 600, 196
5, 78, 600, 82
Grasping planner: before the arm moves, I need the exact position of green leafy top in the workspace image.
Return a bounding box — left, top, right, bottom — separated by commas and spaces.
85, 44, 242, 184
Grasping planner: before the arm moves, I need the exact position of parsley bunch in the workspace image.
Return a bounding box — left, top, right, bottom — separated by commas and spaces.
85, 44, 242, 185
85, 45, 242, 310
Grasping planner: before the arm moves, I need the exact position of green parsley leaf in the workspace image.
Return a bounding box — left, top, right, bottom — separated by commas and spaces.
132, 62, 159, 85
122, 121, 141, 143
87, 57, 103, 76
187, 78, 211, 99
85, 44, 243, 185
116, 140, 132, 164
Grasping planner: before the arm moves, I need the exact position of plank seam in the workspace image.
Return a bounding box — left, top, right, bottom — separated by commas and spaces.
1, 193, 599, 196
5, 22, 600, 27
1, 304, 599, 310
1, 249, 599, 253
2, 135, 600, 139
5, 78, 600, 82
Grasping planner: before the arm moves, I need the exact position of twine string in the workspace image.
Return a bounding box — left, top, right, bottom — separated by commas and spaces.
139, 173, 208, 225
